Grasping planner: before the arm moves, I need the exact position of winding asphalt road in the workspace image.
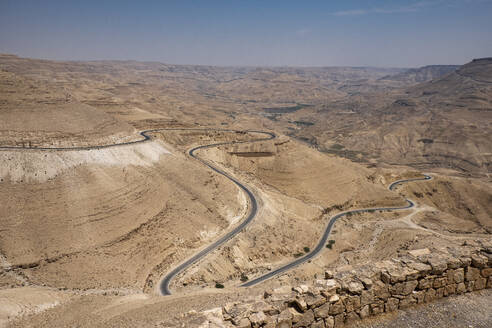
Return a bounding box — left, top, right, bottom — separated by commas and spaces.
241, 174, 432, 287
157, 130, 275, 295
0, 127, 275, 296
1, 130, 432, 294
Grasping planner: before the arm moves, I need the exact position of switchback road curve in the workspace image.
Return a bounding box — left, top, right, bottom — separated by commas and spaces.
0, 130, 432, 294
157, 130, 275, 295
0, 128, 276, 296
241, 174, 432, 287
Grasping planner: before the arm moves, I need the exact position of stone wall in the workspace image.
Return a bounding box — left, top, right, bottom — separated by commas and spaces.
198, 245, 492, 327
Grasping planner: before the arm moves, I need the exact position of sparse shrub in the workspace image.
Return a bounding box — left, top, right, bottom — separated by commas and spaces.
326, 243, 332, 249
418, 138, 434, 144
240, 273, 248, 282
303, 246, 310, 253
294, 252, 304, 258
329, 239, 335, 245
330, 143, 345, 150
215, 282, 224, 289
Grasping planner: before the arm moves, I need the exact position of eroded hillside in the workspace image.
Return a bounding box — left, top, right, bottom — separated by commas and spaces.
0, 55, 490, 327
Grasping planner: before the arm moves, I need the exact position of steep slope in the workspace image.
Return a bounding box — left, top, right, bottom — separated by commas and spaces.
380, 65, 459, 84
285, 58, 492, 176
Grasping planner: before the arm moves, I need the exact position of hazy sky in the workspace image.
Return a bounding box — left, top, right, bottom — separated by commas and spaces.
1, 0, 491, 67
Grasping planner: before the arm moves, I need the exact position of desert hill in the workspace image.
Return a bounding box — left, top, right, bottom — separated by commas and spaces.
380, 65, 459, 84
0, 54, 490, 327
280, 58, 492, 177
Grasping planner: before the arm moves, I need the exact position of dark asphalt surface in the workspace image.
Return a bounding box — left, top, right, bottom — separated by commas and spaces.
0, 128, 276, 296
241, 174, 432, 287
158, 130, 275, 295
2, 131, 432, 294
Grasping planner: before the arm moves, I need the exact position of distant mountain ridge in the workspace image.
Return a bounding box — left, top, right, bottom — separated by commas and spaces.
380, 64, 460, 84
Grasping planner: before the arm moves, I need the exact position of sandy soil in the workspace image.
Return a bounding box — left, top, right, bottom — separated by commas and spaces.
0, 54, 490, 327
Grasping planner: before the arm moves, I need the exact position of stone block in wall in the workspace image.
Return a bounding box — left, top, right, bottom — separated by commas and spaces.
311, 319, 326, 328
456, 282, 466, 294
436, 287, 445, 298
325, 316, 335, 328
250, 301, 276, 316
372, 281, 390, 300
466, 281, 475, 292
413, 290, 426, 303
249, 311, 267, 328
424, 288, 436, 302
474, 277, 487, 290
305, 294, 326, 309
342, 295, 361, 312
427, 257, 448, 274
328, 295, 340, 303
399, 295, 417, 309
236, 318, 252, 328
293, 285, 310, 294
453, 268, 465, 283
370, 301, 384, 315
446, 257, 462, 269
276, 309, 292, 328
487, 277, 492, 289
385, 297, 399, 312
358, 305, 370, 319
265, 315, 277, 328
328, 300, 345, 315
226, 304, 251, 325
313, 303, 330, 320
408, 248, 431, 257
345, 311, 360, 324
418, 276, 434, 290
402, 280, 418, 295
406, 261, 432, 278
347, 280, 364, 295
465, 267, 480, 281
292, 310, 314, 328
459, 256, 472, 267
290, 297, 307, 313
288, 308, 304, 325
446, 269, 455, 284
317, 279, 340, 294
333, 313, 344, 328
481, 268, 492, 278
359, 276, 373, 289
471, 255, 488, 268
482, 252, 492, 266
340, 278, 361, 294
433, 277, 447, 289
388, 268, 408, 284
389, 282, 404, 296
360, 290, 374, 306
445, 284, 456, 296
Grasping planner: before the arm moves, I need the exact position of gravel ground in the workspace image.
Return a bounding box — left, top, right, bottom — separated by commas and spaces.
353, 289, 492, 328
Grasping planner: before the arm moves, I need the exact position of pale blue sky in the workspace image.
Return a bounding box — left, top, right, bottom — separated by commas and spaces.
1, 0, 491, 67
